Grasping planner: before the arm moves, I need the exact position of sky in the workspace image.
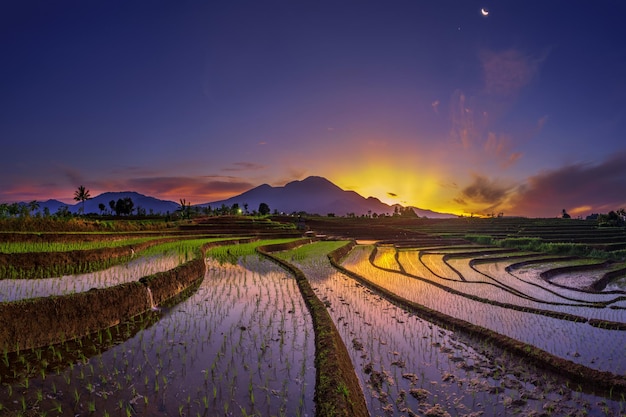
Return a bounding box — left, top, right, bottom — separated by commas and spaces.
2, 1, 626, 218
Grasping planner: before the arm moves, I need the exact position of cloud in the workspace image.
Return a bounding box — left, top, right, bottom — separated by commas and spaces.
437, 180, 458, 190
480, 49, 541, 97
483, 132, 524, 168
431, 100, 440, 114
223, 162, 265, 172
508, 152, 626, 217
459, 174, 511, 205
448, 48, 546, 169
537, 115, 549, 130
92, 176, 255, 203
60, 165, 85, 186
453, 197, 467, 206
387, 192, 398, 197
450, 90, 484, 149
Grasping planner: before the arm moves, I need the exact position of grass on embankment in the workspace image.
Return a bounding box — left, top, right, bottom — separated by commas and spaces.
466, 235, 626, 260
256, 239, 369, 417
205, 238, 299, 264
0, 237, 159, 253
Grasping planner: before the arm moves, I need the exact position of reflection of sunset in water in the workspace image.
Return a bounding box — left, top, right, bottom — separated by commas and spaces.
341, 244, 626, 375
280, 241, 625, 416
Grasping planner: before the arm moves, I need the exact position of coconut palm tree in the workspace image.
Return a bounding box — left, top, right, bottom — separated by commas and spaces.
28, 200, 40, 217
74, 185, 91, 215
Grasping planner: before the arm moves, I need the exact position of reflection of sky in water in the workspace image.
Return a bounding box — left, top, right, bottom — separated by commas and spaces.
343, 245, 626, 375
14, 255, 316, 417
135, 256, 316, 416
290, 250, 624, 417
606, 277, 626, 292
0, 253, 183, 302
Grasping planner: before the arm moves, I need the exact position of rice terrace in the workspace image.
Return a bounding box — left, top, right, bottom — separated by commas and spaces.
0, 213, 625, 417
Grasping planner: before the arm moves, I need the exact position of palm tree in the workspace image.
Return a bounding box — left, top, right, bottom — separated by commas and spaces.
74, 185, 91, 215
28, 200, 40, 217
178, 198, 191, 219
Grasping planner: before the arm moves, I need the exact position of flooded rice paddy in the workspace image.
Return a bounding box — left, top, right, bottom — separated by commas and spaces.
1, 239, 625, 417
281, 243, 626, 417
0, 255, 315, 416
0, 253, 187, 302
344, 245, 626, 375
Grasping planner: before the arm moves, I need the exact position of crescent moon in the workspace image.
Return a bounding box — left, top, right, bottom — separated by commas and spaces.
481, 8, 489, 16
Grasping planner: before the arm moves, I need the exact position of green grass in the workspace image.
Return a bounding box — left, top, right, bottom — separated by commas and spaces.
464, 234, 495, 245
206, 238, 300, 264
465, 234, 626, 260
274, 241, 351, 262
0, 237, 158, 254
0, 238, 225, 279
142, 237, 238, 259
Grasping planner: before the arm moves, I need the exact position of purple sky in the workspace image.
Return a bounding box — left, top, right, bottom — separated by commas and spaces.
2, 1, 625, 217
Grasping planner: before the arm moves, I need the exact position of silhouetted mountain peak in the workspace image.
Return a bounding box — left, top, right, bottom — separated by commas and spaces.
24, 176, 455, 218
205, 176, 399, 216
284, 176, 342, 192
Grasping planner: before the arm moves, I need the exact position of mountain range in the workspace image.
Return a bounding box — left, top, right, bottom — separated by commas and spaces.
27, 176, 456, 218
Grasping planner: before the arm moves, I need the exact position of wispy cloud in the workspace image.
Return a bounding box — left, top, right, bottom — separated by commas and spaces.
90, 176, 254, 203
60, 165, 85, 186
480, 48, 542, 97
448, 48, 546, 170
450, 89, 484, 149
223, 162, 265, 172
431, 100, 440, 114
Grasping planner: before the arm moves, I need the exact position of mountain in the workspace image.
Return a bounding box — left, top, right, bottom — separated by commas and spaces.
201, 176, 456, 218
83, 191, 180, 214
410, 207, 457, 219
34, 191, 180, 215
21, 177, 456, 218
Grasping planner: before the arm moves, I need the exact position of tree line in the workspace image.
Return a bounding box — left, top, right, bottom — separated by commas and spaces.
0, 186, 274, 220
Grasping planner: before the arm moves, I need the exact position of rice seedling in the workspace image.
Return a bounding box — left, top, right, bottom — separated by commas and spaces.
0, 237, 157, 254
1, 252, 188, 302
271, 240, 626, 416
340, 244, 626, 375
0, 247, 316, 416
2, 217, 624, 417
205, 238, 298, 264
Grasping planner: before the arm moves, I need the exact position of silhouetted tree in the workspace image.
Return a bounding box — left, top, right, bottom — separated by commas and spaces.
55, 205, 71, 218
28, 200, 40, 217
114, 197, 134, 216
258, 202, 270, 216
400, 207, 418, 218
74, 185, 91, 215
98, 203, 106, 215
561, 209, 571, 219
7, 203, 20, 217
598, 210, 624, 227
178, 199, 191, 219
